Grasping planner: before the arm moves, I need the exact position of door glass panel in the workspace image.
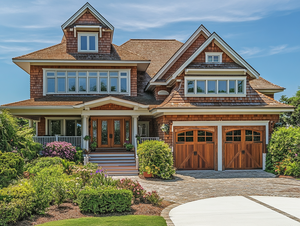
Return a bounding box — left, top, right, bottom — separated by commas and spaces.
226, 136, 233, 141
66, 120, 75, 136
186, 137, 193, 142
101, 121, 108, 145
76, 120, 81, 136
234, 130, 241, 135
114, 120, 121, 145
234, 136, 241, 141
198, 137, 205, 142
206, 137, 213, 141
254, 136, 261, 141
246, 136, 252, 141
93, 120, 97, 141
178, 137, 184, 142
246, 130, 252, 135
186, 131, 193, 136
206, 132, 212, 136
125, 121, 130, 140
198, 131, 205, 136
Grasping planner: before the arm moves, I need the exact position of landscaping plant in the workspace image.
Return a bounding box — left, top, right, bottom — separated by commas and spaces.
42, 141, 77, 161
137, 140, 175, 179
0, 151, 24, 188
24, 156, 62, 175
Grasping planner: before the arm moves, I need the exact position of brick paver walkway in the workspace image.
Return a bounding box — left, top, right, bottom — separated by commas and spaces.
114, 170, 300, 204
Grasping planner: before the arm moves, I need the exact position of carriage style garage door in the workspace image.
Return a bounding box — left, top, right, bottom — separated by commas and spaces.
174, 127, 217, 170
223, 126, 265, 170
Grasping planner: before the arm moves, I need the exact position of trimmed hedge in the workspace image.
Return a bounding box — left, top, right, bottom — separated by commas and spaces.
0, 151, 24, 188
77, 187, 132, 214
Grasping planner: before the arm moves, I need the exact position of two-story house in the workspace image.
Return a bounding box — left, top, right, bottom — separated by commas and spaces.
1, 3, 293, 175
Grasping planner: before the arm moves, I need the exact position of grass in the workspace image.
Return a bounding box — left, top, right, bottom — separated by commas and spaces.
39, 215, 167, 226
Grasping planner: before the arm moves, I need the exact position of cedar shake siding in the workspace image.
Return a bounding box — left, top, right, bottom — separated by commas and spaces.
90, 104, 133, 110
30, 65, 138, 98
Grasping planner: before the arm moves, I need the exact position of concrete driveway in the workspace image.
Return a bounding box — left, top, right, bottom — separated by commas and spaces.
169, 196, 300, 226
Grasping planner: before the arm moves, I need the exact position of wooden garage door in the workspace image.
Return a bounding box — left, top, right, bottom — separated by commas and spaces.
175, 128, 216, 170
223, 126, 265, 170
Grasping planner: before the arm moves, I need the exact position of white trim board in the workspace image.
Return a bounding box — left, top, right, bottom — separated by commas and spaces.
172, 120, 269, 171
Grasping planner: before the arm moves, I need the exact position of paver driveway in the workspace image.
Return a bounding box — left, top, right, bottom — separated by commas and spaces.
114, 170, 300, 204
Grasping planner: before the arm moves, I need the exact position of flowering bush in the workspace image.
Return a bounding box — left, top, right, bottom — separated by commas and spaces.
116, 178, 145, 200
90, 168, 116, 187
42, 141, 76, 161
144, 191, 163, 206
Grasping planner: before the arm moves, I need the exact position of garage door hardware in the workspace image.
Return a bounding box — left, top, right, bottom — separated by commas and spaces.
241, 150, 245, 154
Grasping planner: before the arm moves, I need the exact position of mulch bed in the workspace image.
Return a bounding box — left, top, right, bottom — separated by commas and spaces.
277, 175, 299, 180
13, 200, 173, 226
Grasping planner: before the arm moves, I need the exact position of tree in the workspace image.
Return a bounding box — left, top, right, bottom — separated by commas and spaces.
279, 89, 300, 127
0, 110, 41, 160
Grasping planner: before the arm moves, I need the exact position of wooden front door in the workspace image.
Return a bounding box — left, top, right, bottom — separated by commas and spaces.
223, 126, 265, 170
90, 117, 131, 149
174, 127, 216, 170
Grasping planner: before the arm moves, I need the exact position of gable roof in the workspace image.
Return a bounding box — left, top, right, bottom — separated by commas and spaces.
147, 32, 260, 90
61, 2, 114, 30
121, 39, 183, 77
147, 25, 211, 83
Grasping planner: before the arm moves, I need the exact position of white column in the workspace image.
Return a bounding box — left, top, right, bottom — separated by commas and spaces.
29, 119, 33, 128
86, 116, 90, 151
263, 153, 266, 170
132, 115, 139, 169
217, 125, 222, 171
82, 115, 87, 149
35, 121, 38, 136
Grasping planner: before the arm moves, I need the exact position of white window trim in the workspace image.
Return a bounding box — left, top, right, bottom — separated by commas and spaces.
172, 120, 269, 171
45, 117, 82, 136
184, 76, 246, 97
205, 52, 223, 63
43, 69, 131, 96
78, 32, 98, 53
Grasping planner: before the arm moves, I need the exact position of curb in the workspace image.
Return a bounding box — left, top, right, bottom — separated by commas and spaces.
161, 203, 180, 226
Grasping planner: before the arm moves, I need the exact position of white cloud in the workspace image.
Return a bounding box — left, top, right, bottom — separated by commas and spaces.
0, 45, 32, 53
239, 44, 300, 58
1, 39, 58, 44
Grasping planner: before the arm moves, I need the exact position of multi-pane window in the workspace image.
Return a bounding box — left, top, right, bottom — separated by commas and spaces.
185, 77, 246, 96
48, 119, 81, 136
206, 52, 222, 63
78, 32, 98, 52
45, 70, 130, 95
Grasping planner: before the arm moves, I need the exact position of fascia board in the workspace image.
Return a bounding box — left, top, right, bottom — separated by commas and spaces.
12, 60, 150, 64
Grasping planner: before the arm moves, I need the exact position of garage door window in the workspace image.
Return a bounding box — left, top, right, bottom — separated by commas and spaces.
177, 131, 194, 142
226, 130, 241, 141
198, 131, 213, 142
245, 130, 261, 141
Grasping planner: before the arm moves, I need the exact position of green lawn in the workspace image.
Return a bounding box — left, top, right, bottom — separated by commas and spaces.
39, 215, 167, 226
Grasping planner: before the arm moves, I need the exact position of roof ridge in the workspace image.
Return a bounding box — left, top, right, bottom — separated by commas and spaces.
112, 44, 149, 61
13, 42, 64, 60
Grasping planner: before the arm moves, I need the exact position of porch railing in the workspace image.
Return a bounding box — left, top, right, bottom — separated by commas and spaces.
138, 137, 160, 144
33, 136, 82, 147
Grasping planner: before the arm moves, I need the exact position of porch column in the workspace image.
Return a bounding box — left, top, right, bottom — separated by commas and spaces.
86, 116, 90, 151
132, 115, 139, 169
28, 119, 33, 128
82, 115, 88, 149
35, 121, 38, 136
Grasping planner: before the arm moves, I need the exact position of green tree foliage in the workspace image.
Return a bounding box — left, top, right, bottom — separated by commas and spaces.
279, 89, 300, 126
0, 110, 41, 160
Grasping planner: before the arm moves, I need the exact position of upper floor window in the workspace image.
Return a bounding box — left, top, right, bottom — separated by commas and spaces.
205, 52, 223, 63
44, 69, 130, 95
78, 32, 98, 53
185, 76, 246, 97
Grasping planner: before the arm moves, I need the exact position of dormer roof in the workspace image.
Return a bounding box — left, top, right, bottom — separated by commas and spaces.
61, 2, 114, 31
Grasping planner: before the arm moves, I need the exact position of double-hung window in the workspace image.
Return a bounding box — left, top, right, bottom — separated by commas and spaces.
78, 32, 98, 52
185, 76, 246, 97
44, 69, 130, 95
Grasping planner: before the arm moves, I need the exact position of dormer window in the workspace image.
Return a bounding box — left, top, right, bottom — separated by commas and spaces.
78, 32, 98, 52
205, 52, 223, 63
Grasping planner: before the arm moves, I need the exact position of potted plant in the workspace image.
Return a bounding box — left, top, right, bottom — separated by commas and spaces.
90, 138, 97, 151
160, 124, 169, 134
123, 139, 134, 151
83, 135, 91, 141
143, 166, 153, 178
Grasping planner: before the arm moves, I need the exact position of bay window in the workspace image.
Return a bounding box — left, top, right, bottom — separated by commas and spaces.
44, 69, 130, 95
185, 76, 246, 97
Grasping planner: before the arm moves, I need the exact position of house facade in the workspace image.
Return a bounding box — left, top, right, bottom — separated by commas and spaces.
1, 3, 293, 173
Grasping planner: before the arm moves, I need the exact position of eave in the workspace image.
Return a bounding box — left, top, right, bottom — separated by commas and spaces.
12, 59, 151, 74
185, 68, 247, 76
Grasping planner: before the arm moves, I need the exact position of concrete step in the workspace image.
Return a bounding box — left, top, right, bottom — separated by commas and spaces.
90, 162, 136, 166
90, 160, 136, 164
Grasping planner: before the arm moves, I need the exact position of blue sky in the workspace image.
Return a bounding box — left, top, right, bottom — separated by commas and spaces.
0, 0, 300, 105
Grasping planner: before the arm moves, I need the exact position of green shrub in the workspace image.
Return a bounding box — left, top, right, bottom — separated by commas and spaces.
285, 161, 300, 177
89, 168, 116, 188
0, 181, 35, 225
267, 127, 300, 175
0, 151, 24, 188
137, 140, 175, 179
74, 147, 84, 164
24, 157, 62, 174
144, 191, 163, 206
77, 187, 132, 214
116, 178, 145, 200
30, 165, 67, 213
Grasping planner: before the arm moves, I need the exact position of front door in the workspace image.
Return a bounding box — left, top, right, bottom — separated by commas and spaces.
90, 117, 131, 149
223, 126, 265, 170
